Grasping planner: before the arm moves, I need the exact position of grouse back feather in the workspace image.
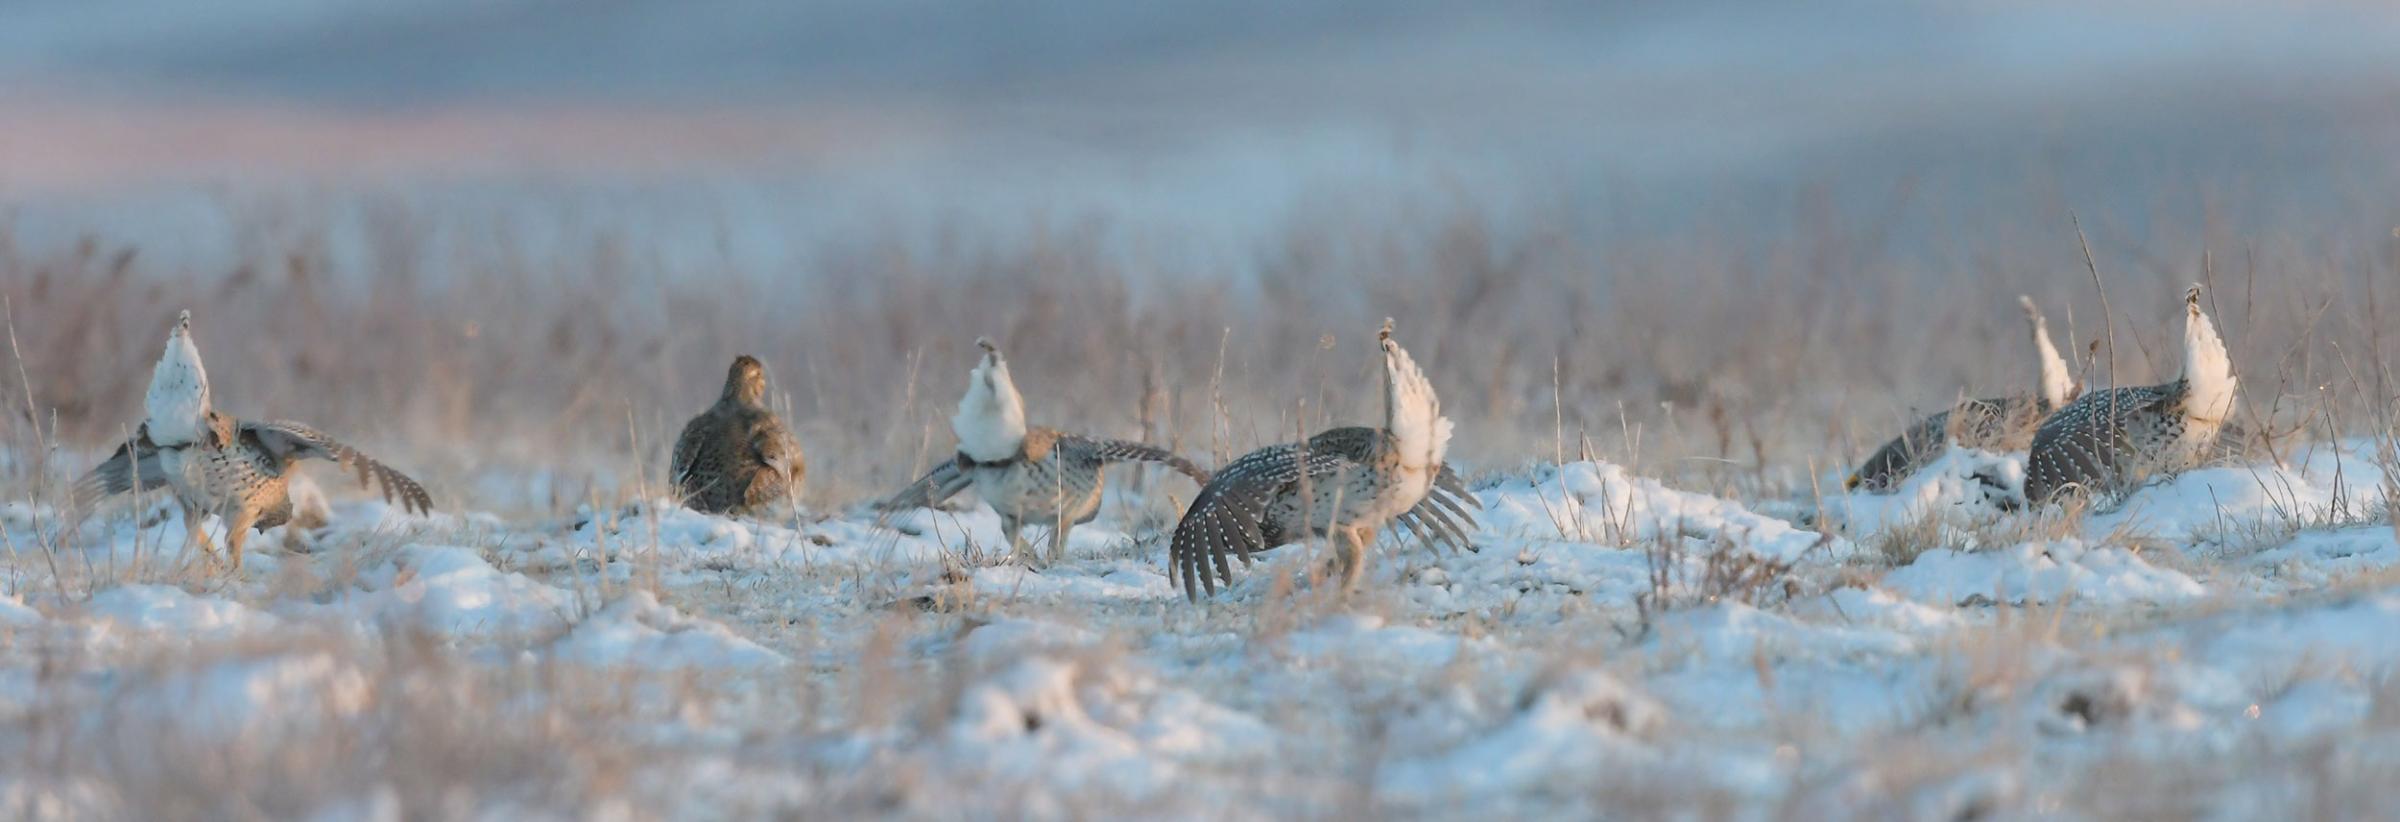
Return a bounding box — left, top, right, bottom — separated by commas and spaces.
2025, 285, 2235, 504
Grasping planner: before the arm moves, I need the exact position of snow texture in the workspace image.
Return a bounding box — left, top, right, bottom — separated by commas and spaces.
1, 438, 2393, 817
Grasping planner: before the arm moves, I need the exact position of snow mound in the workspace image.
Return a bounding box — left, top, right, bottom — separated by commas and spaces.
1285, 614, 1465, 672
1884, 540, 2203, 606
2186, 592, 2400, 680
969, 563, 1176, 604
124, 653, 374, 746
1650, 602, 1928, 662
1827, 447, 2025, 535
948, 654, 1274, 801
1380, 669, 1662, 800
550, 500, 963, 569
0, 591, 39, 627
927, 621, 1275, 802
1482, 461, 1852, 563
2089, 443, 2391, 540
2023, 664, 2193, 735
550, 590, 784, 669
955, 617, 1100, 664
1792, 586, 1968, 634
350, 546, 575, 639
1390, 460, 1865, 621
2246, 526, 2400, 588
83, 584, 277, 639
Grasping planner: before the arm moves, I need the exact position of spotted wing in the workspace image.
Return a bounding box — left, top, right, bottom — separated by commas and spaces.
878, 459, 975, 512
1169, 432, 1375, 601
2024, 384, 2177, 504
243, 420, 435, 515
69, 425, 167, 512
1056, 435, 1212, 485
1848, 409, 1954, 492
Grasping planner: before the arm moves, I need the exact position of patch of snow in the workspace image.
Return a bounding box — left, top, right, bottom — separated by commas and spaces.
1826, 447, 2025, 535
1793, 586, 1968, 634
82, 583, 276, 638
2246, 526, 2400, 588
550, 590, 784, 669
2255, 678, 2370, 740
1649, 602, 1924, 663
969, 563, 1176, 605
1481, 461, 1853, 563
345, 546, 575, 639
1284, 614, 1464, 671
552, 500, 1002, 569
126, 653, 374, 746
956, 617, 1100, 665
2022, 664, 2196, 735
2186, 592, 2400, 679
0, 591, 38, 627
1884, 540, 2204, 607
947, 654, 1273, 801
1380, 668, 1663, 800
2089, 443, 2392, 541
2, 440, 2396, 817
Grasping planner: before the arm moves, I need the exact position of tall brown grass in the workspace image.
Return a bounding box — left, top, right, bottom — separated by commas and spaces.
2, 188, 2391, 514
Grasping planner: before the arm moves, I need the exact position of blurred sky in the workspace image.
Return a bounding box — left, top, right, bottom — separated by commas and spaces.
2, 0, 2397, 271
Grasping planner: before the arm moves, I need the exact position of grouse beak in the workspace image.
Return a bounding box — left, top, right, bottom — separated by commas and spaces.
174, 310, 191, 334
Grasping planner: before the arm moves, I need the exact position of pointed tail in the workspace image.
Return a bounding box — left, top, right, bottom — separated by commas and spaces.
1380, 320, 1450, 469
2179, 285, 2236, 422
2020, 296, 2077, 410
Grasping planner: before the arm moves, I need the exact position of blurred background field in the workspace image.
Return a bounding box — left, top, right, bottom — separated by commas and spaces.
5, 4, 2400, 819
2, 0, 2396, 503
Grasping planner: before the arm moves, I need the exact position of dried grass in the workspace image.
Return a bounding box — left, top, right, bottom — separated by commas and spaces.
4, 190, 2392, 516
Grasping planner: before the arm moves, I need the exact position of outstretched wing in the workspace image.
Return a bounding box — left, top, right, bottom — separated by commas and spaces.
243, 421, 434, 515
1057, 435, 1212, 485
878, 459, 975, 512
1848, 409, 1953, 492
1168, 439, 1365, 601
70, 425, 167, 512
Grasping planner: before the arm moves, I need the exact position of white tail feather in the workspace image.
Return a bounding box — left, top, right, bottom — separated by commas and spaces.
143, 310, 213, 447
2179, 286, 2236, 422
1380, 324, 1449, 469
952, 338, 1028, 462
2021, 296, 2076, 409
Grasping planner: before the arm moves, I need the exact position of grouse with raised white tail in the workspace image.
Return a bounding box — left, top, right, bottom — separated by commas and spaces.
1170, 320, 1479, 600
1848, 296, 2082, 491
881, 338, 1210, 566
2025, 285, 2237, 505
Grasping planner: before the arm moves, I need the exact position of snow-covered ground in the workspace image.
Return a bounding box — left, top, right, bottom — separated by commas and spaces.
0, 439, 2395, 818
